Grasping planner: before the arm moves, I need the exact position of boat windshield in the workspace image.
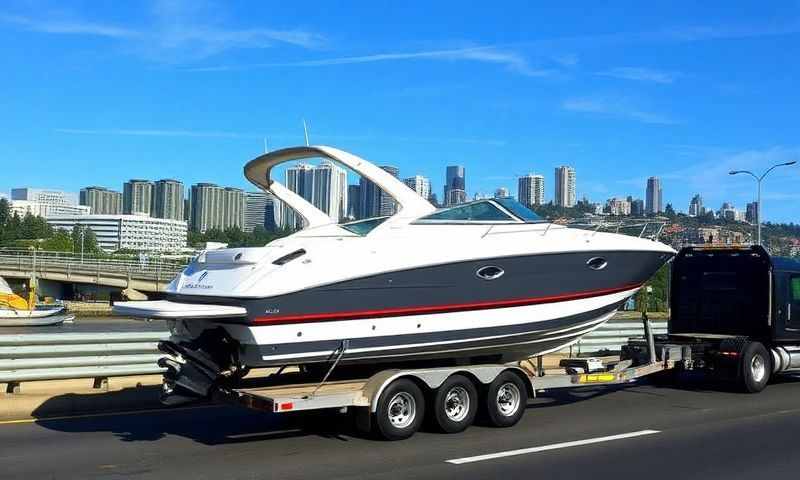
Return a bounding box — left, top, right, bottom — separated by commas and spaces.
340, 216, 390, 235
494, 198, 543, 222
417, 200, 516, 222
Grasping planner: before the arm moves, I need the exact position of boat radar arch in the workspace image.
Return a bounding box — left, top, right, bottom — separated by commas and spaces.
244, 146, 436, 230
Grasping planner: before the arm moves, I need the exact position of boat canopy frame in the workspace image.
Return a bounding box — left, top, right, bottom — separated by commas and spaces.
244, 146, 436, 231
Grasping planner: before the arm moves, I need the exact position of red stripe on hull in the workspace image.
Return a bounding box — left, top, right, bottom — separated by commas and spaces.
252, 282, 642, 326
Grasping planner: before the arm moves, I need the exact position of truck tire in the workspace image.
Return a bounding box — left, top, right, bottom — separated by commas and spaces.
374, 378, 425, 440
739, 341, 771, 393
484, 371, 527, 428
430, 374, 477, 433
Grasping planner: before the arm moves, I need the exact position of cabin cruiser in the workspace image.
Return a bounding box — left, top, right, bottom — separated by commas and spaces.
114, 146, 675, 403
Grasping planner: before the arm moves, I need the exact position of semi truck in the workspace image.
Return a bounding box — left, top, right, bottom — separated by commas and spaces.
624, 245, 800, 392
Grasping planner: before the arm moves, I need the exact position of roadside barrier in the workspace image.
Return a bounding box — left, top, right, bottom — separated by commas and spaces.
0, 317, 666, 393
0, 332, 168, 393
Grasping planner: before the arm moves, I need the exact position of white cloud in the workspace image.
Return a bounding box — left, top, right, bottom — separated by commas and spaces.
0, 13, 138, 38
597, 67, 680, 84
188, 45, 555, 77
561, 97, 678, 125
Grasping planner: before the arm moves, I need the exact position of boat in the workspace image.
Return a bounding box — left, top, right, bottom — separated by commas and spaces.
0, 276, 73, 326
113, 145, 675, 403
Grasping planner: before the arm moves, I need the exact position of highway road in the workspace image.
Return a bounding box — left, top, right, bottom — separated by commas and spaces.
2, 374, 800, 479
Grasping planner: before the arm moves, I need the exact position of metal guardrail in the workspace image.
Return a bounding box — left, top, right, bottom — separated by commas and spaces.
0, 318, 668, 392
574, 320, 668, 355
0, 249, 187, 284
0, 331, 168, 392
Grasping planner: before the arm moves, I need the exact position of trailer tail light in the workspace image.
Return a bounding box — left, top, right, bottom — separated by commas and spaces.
277, 402, 294, 411
719, 351, 739, 357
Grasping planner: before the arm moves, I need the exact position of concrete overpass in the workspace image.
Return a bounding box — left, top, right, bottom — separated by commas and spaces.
0, 249, 186, 294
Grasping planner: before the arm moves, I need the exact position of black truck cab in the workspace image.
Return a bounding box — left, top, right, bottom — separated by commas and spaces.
670, 245, 800, 343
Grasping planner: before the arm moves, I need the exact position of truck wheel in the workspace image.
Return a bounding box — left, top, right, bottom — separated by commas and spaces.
740, 341, 771, 393
431, 374, 477, 433
374, 378, 425, 440
484, 371, 527, 427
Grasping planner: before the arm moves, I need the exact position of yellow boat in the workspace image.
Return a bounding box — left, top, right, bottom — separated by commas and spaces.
0, 276, 71, 326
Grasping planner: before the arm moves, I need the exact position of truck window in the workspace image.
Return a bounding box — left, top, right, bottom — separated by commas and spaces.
790, 275, 800, 329
792, 276, 800, 301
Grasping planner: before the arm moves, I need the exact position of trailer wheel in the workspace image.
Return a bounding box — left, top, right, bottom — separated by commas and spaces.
484, 372, 527, 428
374, 379, 425, 440
430, 374, 477, 433
740, 341, 771, 393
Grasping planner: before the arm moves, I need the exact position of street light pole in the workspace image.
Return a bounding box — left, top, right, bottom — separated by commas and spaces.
80, 227, 85, 264
729, 160, 797, 245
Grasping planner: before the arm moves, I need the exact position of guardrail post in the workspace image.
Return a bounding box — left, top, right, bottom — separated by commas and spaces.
6, 381, 21, 394
93, 377, 109, 391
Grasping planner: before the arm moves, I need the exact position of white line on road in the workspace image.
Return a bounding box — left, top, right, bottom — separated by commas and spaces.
446, 429, 661, 465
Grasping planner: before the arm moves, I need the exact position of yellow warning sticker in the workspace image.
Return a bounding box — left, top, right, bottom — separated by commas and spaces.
579, 373, 616, 383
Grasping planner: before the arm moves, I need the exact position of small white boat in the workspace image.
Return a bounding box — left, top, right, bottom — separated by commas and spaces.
0, 276, 73, 326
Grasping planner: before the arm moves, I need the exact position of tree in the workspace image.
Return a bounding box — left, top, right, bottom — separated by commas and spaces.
0, 198, 9, 227
71, 225, 101, 255
41, 229, 73, 251
664, 203, 676, 218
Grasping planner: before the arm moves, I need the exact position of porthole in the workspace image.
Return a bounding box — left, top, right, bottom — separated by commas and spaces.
476, 265, 505, 280
586, 257, 608, 271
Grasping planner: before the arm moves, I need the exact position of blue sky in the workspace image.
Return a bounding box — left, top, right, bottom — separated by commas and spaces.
1, 1, 798, 222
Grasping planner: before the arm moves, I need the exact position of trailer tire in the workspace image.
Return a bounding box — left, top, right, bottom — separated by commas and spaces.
740, 341, 771, 393
484, 372, 527, 428
374, 379, 425, 440
430, 374, 477, 433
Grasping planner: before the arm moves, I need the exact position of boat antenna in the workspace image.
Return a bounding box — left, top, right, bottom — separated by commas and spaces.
302, 118, 310, 146
263, 137, 269, 153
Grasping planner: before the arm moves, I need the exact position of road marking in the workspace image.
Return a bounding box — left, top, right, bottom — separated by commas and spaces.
0, 404, 222, 426
446, 429, 661, 465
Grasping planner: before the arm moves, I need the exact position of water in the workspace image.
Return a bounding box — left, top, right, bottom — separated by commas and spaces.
0, 315, 168, 335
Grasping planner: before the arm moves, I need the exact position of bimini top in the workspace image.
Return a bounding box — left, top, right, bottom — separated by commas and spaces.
244, 146, 436, 229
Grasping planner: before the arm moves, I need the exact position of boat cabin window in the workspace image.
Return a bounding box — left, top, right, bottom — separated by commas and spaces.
340, 216, 390, 235
493, 198, 542, 222
417, 200, 516, 223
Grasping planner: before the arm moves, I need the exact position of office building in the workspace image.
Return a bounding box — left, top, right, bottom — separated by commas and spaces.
244, 191, 277, 232
188, 183, 245, 233
222, 187, 246, 230
746, 201, 759, 224
11, 200, 90, 218
517, 174, 545, 208
403, 175, 431, 201
645, 177, 663, 215
312, 161, 348, 222
554, 166, 576, 207
123, 180, 154, 216
494, 187, 510, 198
444, 165, 466, 206
47, 215, 187, 252
283, 163, 315, 230
80, 187, 122, 215
153, 179, 184, 220
630, 198, 645, 217
378, 166, 399, 216
606, 197, 632, 216
11, 188, 77, 208
347, 185, 361, 220
688, 194, 704, 217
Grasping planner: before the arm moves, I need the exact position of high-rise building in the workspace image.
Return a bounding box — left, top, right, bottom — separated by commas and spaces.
347, 185, 361, 220
123, 180, 154, 216
517, 174, 545, 208
746, 201, 759, 224
189, 183, 224, 233
223, 187, 246, 230
11, 188, 77, 207
283, 163, 315, 230
403, 175, 431, 201
359, 176, 381, 219
378, 166, 400, 216
554, 166, 576, 207
494, 187, 510, 198
444, 165, 466, 206
312, 161, 348, 222
79, 186, 122, 215
630, 198, 645, 217
244, 191, 276, 232
645, 177, 663, 215
153, 179, 184, 220
688, 194, 704, 217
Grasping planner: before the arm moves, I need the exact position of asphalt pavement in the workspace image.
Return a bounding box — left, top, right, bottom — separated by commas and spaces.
2, 374, 799, 479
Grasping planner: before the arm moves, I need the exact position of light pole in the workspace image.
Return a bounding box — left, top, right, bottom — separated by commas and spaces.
729, 160, 797, 245
80, 227, 85, 264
